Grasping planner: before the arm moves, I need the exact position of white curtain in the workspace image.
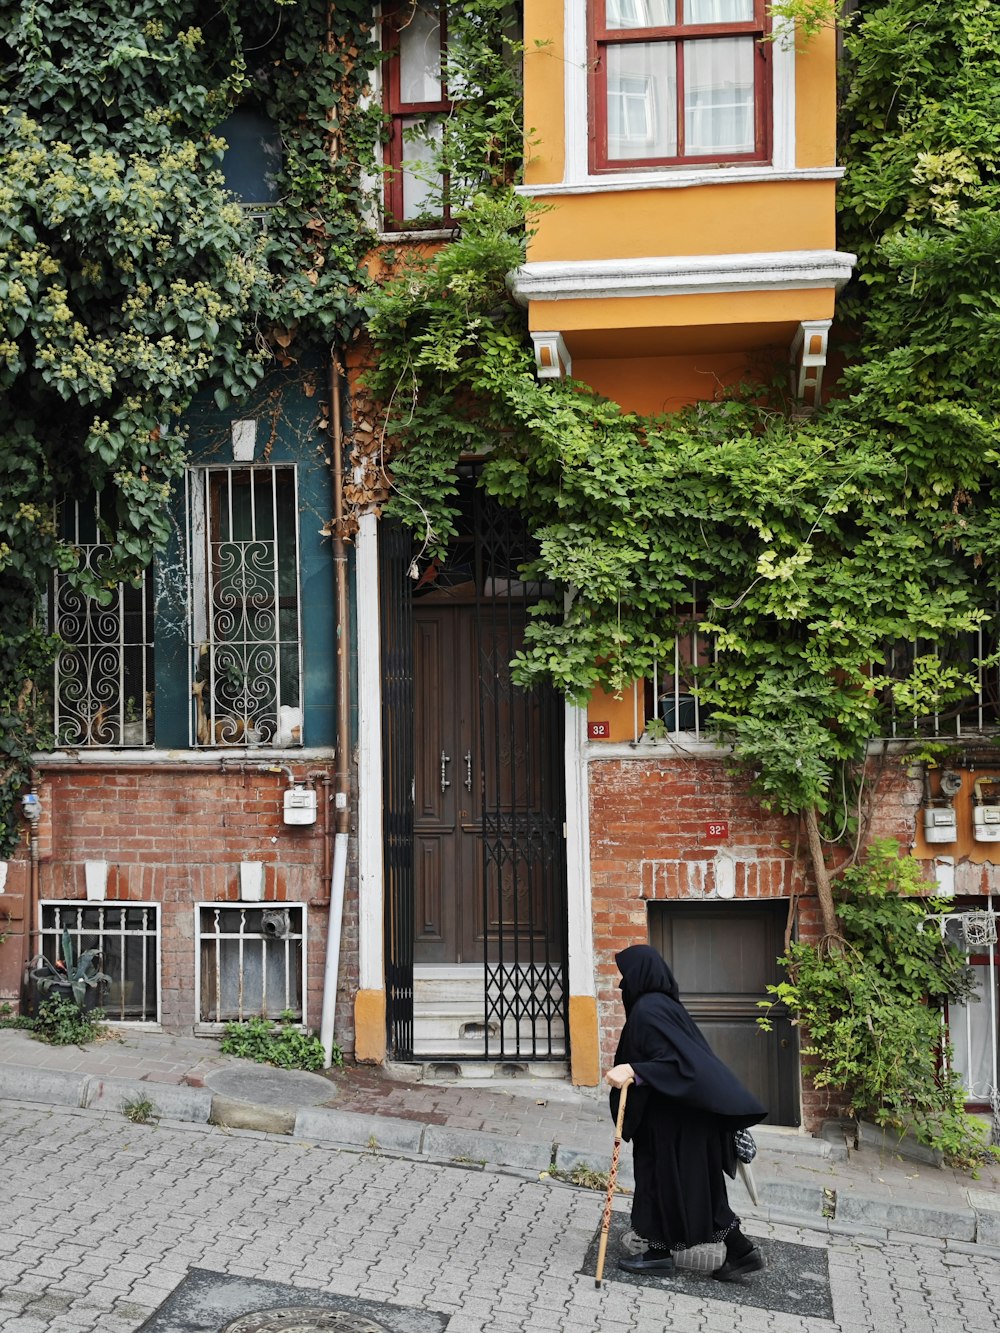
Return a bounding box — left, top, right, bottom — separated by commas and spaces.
607, 42, 677, 159
399, 5, 442, 103
949, 964, 998, 1101
606, 0, 676, 27
684, 36, 754, 155
685, 0, 754, 22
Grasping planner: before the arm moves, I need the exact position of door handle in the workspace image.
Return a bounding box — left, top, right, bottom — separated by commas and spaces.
464, 750, 473, 791
440, 750, 451, 793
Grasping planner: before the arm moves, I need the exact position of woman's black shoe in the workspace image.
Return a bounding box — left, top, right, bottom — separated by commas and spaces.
713, 1247, 764, 1281
618, 1249, 674, 1273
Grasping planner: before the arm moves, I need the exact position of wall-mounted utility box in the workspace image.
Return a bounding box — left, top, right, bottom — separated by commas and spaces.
923, 804, 957, 844
973, 779, 1000, 842
283, 785, 317, 826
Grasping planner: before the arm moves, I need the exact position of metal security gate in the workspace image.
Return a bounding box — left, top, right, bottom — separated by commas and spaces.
381, 476, 568, 1060
475, 491, 568, 1059
381, 518, 415, 1058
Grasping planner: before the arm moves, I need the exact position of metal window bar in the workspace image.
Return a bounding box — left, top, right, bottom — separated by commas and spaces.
635, 597, 714, 744
196, 904, 305, 1025
882, 629, 1000, 739
935, 906, 999, 1137
187, 465, 304, 748
51, 495, 154, 748
38, 902, 160, 1023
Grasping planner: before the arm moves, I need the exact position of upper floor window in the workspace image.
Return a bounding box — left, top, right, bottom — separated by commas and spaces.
383, 0, 455, 226
188, 465, 303, 749
51, 494, 154, 748
591, 0, 770, 170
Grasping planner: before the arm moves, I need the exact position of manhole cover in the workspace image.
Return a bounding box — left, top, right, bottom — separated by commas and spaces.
223, 1310, 389, 1333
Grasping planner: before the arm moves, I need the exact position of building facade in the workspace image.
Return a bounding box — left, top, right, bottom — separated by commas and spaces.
3, 1, 999, 1133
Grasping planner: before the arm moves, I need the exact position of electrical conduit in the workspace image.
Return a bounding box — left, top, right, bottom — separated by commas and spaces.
319, 349, 351, 1068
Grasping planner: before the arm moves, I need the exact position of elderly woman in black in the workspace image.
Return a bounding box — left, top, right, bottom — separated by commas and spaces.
604, 944, 767, 1280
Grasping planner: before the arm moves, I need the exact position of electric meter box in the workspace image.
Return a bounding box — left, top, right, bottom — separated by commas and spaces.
923, 806, 957, 844
283, 785, 317, 826
973, 806, 1000, 842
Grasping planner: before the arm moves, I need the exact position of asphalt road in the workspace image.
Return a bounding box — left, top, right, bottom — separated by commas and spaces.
2, 1102, 998, 1333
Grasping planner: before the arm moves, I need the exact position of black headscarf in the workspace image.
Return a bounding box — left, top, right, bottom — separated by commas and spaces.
612, 944, 766, 1138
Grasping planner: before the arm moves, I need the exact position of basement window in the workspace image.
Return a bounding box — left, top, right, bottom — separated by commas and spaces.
196, 903, 306, 1027
39, 902, 160, 1024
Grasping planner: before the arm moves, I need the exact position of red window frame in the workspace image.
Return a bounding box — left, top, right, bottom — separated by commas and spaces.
382, 1, 454, 228
589, 0, 771, 172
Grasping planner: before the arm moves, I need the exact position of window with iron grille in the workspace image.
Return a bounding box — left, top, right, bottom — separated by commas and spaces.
196, 904, 306, 1025
50, 495, 154, 748
187, 465, 304, 748
590, 0, 771, 170
39, 902, 160, 1023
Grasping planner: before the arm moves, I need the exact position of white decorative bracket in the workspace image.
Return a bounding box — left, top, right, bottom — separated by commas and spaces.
530, 331, 572, 380
790, 319, 831, 408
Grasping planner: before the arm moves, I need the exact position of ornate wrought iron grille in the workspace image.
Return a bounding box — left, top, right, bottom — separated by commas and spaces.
39, 901, 160, 1022
187, 466, 304, 748
380, 518, 416, 1058
51, 495, 154, 747
196, 904, 306, 1025
473, 487, 568, 1059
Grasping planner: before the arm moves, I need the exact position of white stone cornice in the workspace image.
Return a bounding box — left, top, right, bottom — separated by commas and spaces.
508, 250, 857, 306
517, 166, 845, 197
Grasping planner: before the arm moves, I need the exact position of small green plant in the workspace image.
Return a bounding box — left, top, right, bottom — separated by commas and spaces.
219, 1010, 338, 1071
122, 1095, 157, 1124
31, 929, 110, 1009
32, 993, 105, 1046
758, 840, 988, 1169
545, 1162, 621, 1192
0, 1002, 34, 1030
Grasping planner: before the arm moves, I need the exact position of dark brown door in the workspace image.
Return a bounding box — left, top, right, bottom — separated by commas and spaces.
650, 902, 799, 1126
413, 602, 559, 966
413, 603, 486, 962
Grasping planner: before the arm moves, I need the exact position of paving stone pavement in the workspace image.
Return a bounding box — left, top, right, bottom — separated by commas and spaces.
3, 1101, 1000, 1333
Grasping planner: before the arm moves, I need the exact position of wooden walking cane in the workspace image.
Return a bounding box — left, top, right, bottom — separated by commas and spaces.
595, 1077, 632, 1288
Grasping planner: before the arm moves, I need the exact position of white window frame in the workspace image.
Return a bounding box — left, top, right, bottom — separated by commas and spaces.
38, 899, 162, 1025
520, 0, 836, 197
194, 901, 308, 1032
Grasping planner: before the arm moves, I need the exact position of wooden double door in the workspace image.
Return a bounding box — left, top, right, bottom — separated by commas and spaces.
412, 600, 563, 966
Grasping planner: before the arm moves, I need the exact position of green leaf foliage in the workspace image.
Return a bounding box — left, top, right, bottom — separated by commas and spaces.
759, 842, 991, 1168
0, 0, 380, 853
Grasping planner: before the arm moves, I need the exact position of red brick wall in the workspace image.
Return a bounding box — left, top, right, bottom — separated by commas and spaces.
6, 762, 359, 1053
587, 753, 940, 1131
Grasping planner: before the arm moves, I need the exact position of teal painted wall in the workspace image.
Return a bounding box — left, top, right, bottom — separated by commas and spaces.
153, 352, 343, 750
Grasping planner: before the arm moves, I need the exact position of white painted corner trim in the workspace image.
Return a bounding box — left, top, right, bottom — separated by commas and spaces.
509, 250, 857, 306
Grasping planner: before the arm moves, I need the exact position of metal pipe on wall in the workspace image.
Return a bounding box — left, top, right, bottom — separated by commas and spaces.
319, 348, 351, 1067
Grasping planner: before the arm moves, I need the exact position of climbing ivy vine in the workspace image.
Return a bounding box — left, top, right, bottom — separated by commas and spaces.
362, 0, 1000, 942
0, 0, 381, 855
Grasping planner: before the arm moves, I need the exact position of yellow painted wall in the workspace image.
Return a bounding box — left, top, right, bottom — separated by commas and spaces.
354, 988, 387, 1064
586, 681, 646, 743
527, 180, 837, 264
573, 351, 755, 416
796, 27, 838, 169
523, 0, 565, 186
569, 995, 602, 1087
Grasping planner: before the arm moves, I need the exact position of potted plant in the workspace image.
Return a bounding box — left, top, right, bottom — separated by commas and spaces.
31, 929, 111, 1012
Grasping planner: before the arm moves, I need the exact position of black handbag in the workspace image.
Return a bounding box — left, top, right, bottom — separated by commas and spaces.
734, 1128, 757, 1163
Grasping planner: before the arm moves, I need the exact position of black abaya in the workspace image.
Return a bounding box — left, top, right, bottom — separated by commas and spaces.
610, 944, 767, 1251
